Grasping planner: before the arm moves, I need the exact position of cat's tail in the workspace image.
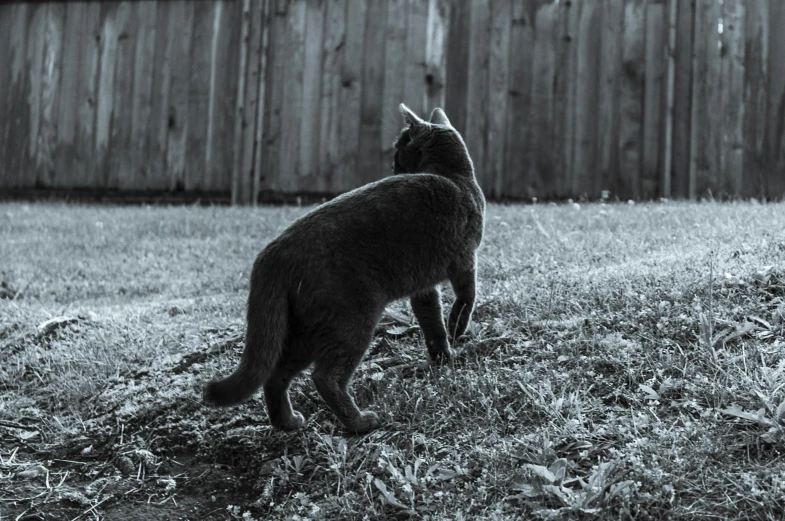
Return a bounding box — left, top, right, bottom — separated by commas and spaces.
203, 270, 288, 406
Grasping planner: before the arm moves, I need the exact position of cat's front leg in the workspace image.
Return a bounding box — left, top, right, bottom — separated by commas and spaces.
410, 287, 452, 363
448, 259, 476, 340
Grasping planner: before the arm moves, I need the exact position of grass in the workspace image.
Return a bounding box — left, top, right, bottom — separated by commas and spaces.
1, 200, 784, 520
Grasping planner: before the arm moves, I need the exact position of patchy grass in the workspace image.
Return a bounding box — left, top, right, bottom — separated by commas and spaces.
1, 200, 784, 520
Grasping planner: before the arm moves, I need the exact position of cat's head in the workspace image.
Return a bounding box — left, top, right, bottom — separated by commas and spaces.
392, 104, 473, 177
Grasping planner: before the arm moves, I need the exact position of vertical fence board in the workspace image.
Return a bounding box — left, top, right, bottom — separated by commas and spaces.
148, 1, 172, 190
4, 4, 31, 188
166, 1, 194, 191
0, 4, 13, 185
75, 4, 100, 188
743, 0, 768, 198
94, 3, 118, 186
720, 0, 745, 196
552, 0, 579, 198
252, 0, 271, 202
205, 1, 232, 193
26, 3, 47, 186
690, 0, 722, 198
597, 0, 624, 197
465, 0, 489, 190
530, 2, 556, 198
642, 0, 665, 198
358, 0, 387, 185
672, 0, 694, 197
317, 0, 347, 193
301, 0, 325, 188
108, 3, 134, 189
618, 0, 645, 199
404, 0, 427, 115
767, 0, 785, 198
184, 1, 214, 191
236, 0, 264, 202
503, 0, 538, 199
425, 0, 449, 111
381, 0, 408, 172
129, 1, 157, 189
444, 0, 470, 134
278, 0, 305, 192
487, 0, 511, 198
54, 3, 80, 187
573, 0, 601, 196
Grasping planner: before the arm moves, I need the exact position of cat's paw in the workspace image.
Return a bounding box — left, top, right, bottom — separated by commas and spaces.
429, 347, 455, 365
273, 411, 306, 431
344, 411, 381, 434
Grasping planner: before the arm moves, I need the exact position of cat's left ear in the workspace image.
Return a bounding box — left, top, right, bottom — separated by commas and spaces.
399, 103, 426, 129
429, 108, 451, 127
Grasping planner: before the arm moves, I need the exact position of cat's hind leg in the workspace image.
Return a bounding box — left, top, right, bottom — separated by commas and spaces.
410, 287, 452, 363
311, 323, 381, 434
448, 257, 477, 340
264, 355, 311, 430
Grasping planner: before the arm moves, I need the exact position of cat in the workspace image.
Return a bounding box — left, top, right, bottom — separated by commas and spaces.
204, 103, 485, 433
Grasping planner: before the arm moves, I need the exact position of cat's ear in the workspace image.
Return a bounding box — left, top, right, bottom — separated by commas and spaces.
399, 103, 426, 129
429, 108, 451, 127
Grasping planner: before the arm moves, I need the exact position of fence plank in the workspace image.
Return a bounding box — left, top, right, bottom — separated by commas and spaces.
720, 0, 745, 196
425, 0, 449, 111
444, 0, 470, 134
618, 0, 645, 199
573, 0, 601, 196
317, 0, 347, 192
26, 3, 47, 186
205, 1, 233, 193
129, 1, 157, 190
166, 1, 194, 191
742, 0, 768, 198
597, 0, 624, 197
4, 4, 31, 188
487, 0, 511, 198
672, 0, 694, 197
184, 1, 214, 191
357, 0, 387, 185
465, 0, 489, 191
0, 4, 12, 186
381, 0, 408, 171
404, 0, 427, 115
502, 0, 538, 199
54, 2, 81, 187
252, 0, 271, 202
332, 0, 366, 192
278, 0, 305, 192
148, 0, 172, 190
767, 0, 785, 198
75, 3, 101, 188
237, 0, 265, 202
552, 0, 579, 198
642, 0, 665, 198
530, 1, 556, 199
108, 2, 133, 190
690, 0, 722, 198
300, 0, 324, 188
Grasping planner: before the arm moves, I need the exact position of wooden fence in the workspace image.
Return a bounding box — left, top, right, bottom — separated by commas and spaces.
1, 0, 784, 202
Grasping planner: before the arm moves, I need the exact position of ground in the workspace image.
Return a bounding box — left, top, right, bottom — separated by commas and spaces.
1, 200, 784, 520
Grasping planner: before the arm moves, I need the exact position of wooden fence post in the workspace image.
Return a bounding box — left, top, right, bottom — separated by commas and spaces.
231, 0, 250, 205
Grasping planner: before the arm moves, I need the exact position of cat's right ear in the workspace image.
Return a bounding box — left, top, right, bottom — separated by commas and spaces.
399, 103, 426, 129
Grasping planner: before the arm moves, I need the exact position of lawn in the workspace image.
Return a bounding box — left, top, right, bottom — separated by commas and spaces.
1, 200, 784, 520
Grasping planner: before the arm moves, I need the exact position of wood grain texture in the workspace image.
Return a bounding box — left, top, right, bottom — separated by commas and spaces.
719, 0, 745, 196
185, 0, 214, 191
129, 1, 157, 189
107, 2, 133, 190
530, 1, 557, 199
317, 0, 347, 193
237, 0, 264, 202
3, 4, 31, 187
487, 0, 511, 199
766, 0, 785, 198
597, 0, 624, 198
26, 3, 47, 186
551, 0, 579, 199
380, 0, 408, 171
277, 0, 306, 192
465, 0, 490, 192
618, 0, 645, 199
425, 0, 449, 111
642, 0, 665, 199
403, 0, 428, 115
301, 0, 325, 188
357, 0, 387, 185
743, 0, 768, 198
573, 0, 601, 197
334, 0, 366, 192
165, 1, 194, 192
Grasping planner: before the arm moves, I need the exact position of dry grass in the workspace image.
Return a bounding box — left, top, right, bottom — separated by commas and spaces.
1, 200, 784, 520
